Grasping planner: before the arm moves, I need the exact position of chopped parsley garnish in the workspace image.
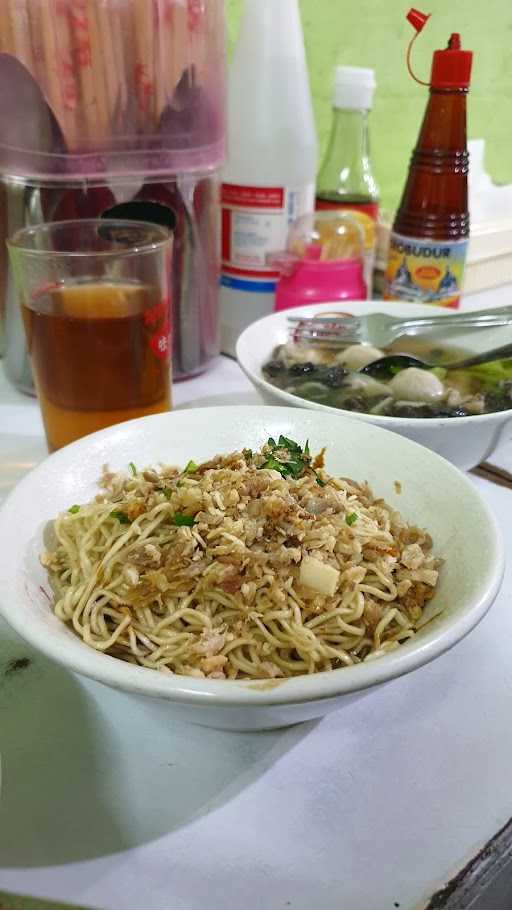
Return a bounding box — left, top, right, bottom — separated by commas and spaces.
68, 505, 81, 514
161, 487, 173, 499
183, 460, 198, 475
111, 510, 131, 525
278, 435, 303, 454
173, 514, 195, 527
260, 436, 311, 480
261, 454, 287, 474
345, 512, 358, 526
128, 462, 137, 476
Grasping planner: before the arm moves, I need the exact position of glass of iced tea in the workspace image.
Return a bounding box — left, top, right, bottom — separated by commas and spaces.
8, 220, 173, 451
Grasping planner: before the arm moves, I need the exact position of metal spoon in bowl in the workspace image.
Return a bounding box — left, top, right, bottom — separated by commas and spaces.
359, 342, 512, 380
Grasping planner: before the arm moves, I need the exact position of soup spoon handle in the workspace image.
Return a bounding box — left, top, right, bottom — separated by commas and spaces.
448, 342, 512, 370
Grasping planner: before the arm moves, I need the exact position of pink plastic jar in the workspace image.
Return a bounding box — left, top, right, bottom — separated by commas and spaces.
274, 256, 366, 312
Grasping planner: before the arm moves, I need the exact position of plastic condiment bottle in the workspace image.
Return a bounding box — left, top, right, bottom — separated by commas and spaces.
384, 10, 473, 309
270, 211, 367, 312
219, 0, 317, 355
316, 66, 380, 220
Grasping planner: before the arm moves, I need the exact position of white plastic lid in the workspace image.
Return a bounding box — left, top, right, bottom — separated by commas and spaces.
332, 66, 376, 111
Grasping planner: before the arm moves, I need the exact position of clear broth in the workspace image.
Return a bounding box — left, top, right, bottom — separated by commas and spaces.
263, 335, 512, 419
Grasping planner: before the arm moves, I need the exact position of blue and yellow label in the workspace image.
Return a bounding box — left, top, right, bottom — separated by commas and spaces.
384, 232, 469, 309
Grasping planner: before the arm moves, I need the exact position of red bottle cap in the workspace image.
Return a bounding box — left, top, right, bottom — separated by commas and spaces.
431, 33, 473, 89
406, 8, 430, 33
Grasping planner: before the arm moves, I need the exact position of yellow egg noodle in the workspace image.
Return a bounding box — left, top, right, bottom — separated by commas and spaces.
42, 438, 441, 680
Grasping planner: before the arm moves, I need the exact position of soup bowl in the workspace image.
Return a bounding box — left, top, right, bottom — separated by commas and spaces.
236, 302, 512, 471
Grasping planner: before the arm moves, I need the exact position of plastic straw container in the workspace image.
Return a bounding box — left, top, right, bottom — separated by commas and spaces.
0, 0, 226, 180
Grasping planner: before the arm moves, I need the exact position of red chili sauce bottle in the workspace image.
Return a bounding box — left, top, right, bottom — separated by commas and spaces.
384, 10, 473, 308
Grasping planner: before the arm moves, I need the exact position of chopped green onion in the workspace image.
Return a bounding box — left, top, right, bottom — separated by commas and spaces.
304, 439, 310, 457
68, 505, 80, 514
183, 459, 199, 475
345, 512, 358, 527
173, 514, 195, 527
161, 487, 173, 499
128, 462, 137, 476
111, 510, 131, 525
316, 475, 326, 487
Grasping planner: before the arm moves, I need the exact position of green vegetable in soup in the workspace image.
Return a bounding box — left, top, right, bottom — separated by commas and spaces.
465, 359, 512, 389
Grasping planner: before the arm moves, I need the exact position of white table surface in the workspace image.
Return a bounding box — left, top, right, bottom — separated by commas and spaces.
0, 351, 511, 910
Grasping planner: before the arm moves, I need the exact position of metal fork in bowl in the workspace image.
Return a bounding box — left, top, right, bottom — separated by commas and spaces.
287, 306, 512, 348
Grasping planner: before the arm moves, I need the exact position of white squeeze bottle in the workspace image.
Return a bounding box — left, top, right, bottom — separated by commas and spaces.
220, 0, 317, 355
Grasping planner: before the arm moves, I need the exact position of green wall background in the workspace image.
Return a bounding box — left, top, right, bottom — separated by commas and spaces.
226, 0, 512, 211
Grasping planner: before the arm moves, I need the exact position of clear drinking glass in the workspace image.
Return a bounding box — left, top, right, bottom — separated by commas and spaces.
8, 219, 173, 451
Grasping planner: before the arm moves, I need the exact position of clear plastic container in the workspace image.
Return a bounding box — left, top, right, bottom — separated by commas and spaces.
269, 211, 367, 311
287, 211, 366, 264
0, 0, 226, 180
